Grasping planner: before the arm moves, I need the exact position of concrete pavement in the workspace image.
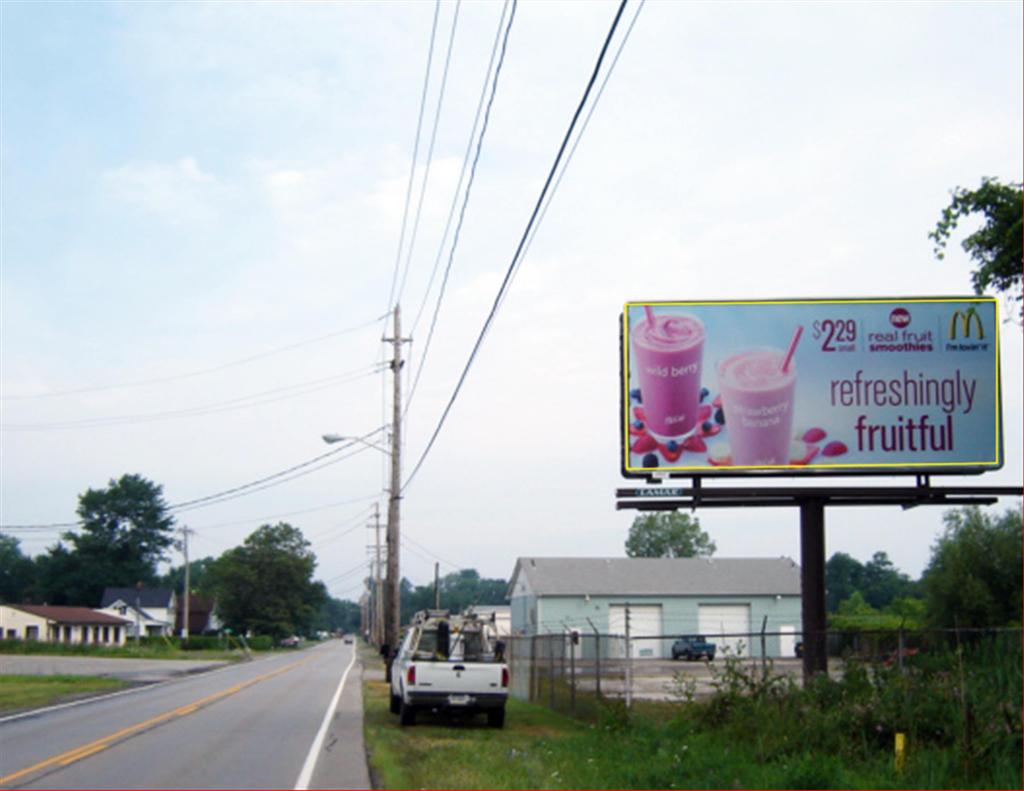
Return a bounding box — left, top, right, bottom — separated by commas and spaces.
0, 654, 230, 683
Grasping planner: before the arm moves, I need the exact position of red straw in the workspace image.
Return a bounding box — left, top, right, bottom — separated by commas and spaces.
644, 305, 656, 326
782, 326, 803, 373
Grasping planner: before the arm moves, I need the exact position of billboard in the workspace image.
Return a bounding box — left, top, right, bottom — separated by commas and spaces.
621, 297, 1002, 477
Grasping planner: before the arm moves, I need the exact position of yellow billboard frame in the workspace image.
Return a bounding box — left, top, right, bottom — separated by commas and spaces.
621, 296, 1002, 477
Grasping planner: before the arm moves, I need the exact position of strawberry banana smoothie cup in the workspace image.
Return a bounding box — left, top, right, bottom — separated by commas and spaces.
717, 347, 796, 466
630, 311, 705, 439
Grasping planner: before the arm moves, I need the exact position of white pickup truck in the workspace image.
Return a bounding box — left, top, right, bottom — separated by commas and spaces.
389, 609, 509, 728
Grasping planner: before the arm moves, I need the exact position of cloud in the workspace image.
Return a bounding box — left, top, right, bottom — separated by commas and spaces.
100, 156, 223, 224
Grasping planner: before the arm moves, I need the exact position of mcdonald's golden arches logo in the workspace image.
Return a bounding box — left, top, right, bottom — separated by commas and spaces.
948, 307, 984, 340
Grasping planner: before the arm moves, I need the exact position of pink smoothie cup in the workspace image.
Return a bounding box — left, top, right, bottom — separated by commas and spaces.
717, 347, 796, 466
630, 312, 705, 439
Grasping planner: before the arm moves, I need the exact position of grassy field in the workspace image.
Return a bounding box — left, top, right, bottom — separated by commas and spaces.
0, 674, 128, 713
362, 635, 1022, 789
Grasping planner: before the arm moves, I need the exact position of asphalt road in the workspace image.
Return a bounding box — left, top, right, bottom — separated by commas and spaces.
0, 640, 369, 789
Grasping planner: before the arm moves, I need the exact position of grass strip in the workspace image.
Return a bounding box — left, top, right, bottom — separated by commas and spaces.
362, 654, 1022, 789
0, 674, 127, 712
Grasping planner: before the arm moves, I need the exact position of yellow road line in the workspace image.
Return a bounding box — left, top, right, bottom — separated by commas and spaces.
1, 657, 309, 787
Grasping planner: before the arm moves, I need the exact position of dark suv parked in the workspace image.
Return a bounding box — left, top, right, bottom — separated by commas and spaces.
671, 635, 716, 661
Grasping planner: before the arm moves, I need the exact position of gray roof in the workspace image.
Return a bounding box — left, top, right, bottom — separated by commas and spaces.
510, 557, 801, 597
100, 587, 175, 609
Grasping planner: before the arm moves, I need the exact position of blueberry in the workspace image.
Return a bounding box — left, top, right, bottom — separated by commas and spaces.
630, 388, 642, 403
702, 421, 713, 433
633, 420, 644, 430
641, 453, 659, 468
714, 407, 725, 425
699, 387, 710, 402
666, 440, 679, 452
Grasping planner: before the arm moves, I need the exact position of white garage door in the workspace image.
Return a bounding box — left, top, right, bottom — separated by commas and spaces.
609, 604, 663, 658
698, 604, 750, 657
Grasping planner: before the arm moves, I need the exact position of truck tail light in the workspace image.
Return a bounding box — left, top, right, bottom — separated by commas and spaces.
406, 666, 416, 685
501, 667, 509, 687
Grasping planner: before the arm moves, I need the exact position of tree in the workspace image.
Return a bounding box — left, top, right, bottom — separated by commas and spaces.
207, 523, 326, 639
930, 177, 1023, 318
0, 536, 36, 603
30, 542, 85, 605
60, 474, 177, 605
311, 597, 361, 634
825, 550, 917, 613
400, 569, 508, 624
625, 513, 715, 558
860, 551, 916, 610
158, 557, 217, 597
920, 506, 1022, 628
825, 552, 864, 612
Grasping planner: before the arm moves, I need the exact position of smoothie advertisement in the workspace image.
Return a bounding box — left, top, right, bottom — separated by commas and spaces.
621, 298, 1002, 477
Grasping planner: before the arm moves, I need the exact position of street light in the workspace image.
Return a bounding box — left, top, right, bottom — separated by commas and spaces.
322, 427, 402, 672
322, 433, 390, 455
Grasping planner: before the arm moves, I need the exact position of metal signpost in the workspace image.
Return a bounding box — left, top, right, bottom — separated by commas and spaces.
616, 297, 1021, 682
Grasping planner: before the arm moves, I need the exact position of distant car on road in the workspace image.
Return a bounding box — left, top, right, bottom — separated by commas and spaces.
343, 635, 354, 644
280, 636, 301, 648
671, 635, 716, 661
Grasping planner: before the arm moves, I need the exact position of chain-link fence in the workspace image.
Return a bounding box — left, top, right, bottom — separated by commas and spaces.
506, 627, 1019, 720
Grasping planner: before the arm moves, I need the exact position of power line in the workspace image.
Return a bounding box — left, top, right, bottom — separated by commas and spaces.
321, 558, 372, 587
395, 0, 462, 307
2, 364, 383, 432
309, 510, 379, 548
1, 430, 387, 531
2, 314, 387, 401
168, 436, 383, 515
386, 1, 442, 313
402, 531, 461, 571
192, 494, 380, 532
510, 0, 645, 297
405, 0, 514, 417
402, 0, 631, 492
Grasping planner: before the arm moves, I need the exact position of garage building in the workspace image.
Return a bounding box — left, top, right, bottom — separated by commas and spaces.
507, 556, 802, 659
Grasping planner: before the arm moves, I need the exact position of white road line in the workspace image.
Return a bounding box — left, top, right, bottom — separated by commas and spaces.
294, 644, 357, 791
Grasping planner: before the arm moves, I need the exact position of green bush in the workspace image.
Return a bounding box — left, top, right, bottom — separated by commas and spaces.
246, 636, 273, 651
682, 630, 1022, 786
180, 635, 224, 651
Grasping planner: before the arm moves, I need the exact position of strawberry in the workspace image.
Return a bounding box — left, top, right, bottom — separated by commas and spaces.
682, 434, 707, 453
802, 427, 827, 443
823, 441, 848, 457
631, 434, 658, 453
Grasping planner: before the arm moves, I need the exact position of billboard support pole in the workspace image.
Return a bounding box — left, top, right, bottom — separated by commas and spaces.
799, 498, 827, 680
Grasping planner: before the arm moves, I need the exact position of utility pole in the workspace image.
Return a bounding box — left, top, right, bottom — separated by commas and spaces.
179, 526, 194, 641
433, 562, 440, 609
382, 305, 409, 658
134, 581, 142, 648
372, 503, 383, 646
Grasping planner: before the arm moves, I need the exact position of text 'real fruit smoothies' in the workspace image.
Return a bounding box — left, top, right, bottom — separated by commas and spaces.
717, 347, 796, 466
631, 312, 705, 438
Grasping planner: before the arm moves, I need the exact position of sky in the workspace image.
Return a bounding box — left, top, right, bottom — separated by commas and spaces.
2, 0, 1021, 603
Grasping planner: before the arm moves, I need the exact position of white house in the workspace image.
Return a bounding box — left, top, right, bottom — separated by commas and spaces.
0, 604, 130, 645
98, 587, 177, 637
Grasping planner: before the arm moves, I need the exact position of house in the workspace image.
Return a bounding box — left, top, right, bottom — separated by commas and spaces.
0, 604, 130, 645
174, 594, 222, 636
98, 587, 177, 637
507, 557, 802, 658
